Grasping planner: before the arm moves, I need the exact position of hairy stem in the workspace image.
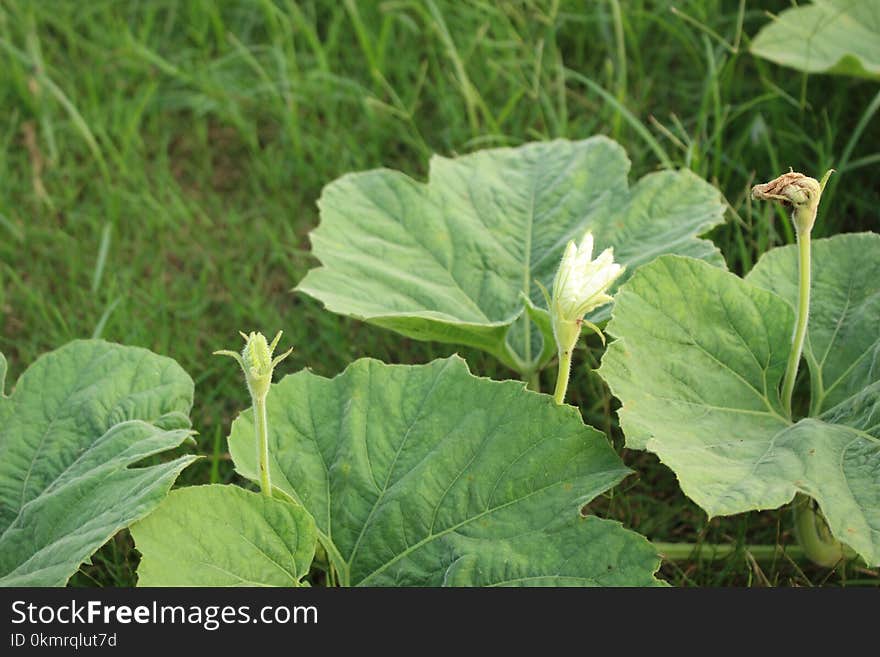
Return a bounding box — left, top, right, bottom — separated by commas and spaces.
253, 395, 272, 496
553, 348, 572, 405
781, 227, 811, 418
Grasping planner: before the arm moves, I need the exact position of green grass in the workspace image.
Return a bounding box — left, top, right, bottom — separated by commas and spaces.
1, 0, 878, 587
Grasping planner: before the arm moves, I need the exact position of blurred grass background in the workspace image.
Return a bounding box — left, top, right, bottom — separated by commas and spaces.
1, 0, 878, 586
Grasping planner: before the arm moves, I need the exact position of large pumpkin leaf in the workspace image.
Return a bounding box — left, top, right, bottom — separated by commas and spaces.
228, 356, 663, 587
0, 340, 197, 586
442, 515, 665, 586
296, 138, 725, 374
132, 485, 317, 586
599, 240, 880, 566
751, 0, 880, 80
746, 232, 880, 422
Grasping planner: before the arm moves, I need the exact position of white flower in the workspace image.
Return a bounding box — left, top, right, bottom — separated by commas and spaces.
546, 232, 624, 405
551, 232, 624, 329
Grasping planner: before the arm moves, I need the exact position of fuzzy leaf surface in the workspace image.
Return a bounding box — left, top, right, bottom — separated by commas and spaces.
132, 485, 317, 586
599, 243, 880, 566
229, 356, 663, 586
297, 138, 725, 372
0, 340, 197, 586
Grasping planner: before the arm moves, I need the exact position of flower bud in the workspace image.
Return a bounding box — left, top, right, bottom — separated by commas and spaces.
242, 331, 272, 377
215, 330, 293, 400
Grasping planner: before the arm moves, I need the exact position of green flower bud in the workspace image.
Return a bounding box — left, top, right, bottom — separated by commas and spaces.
215, 330, 293, 400
242, 331, 273, 377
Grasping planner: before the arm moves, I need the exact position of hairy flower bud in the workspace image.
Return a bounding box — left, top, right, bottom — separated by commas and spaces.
215, 330, 293, 400
241, 330, 272, 374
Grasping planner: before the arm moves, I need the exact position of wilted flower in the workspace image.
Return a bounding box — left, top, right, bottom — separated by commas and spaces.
752, 170, 832, 234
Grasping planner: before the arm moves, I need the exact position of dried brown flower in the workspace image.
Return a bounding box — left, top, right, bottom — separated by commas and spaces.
751, 170, 831, 234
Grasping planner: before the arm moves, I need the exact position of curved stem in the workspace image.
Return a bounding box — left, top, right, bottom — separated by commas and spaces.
781, 229, 811, 418
253, 395, 272, 496
553, 348, 573, 405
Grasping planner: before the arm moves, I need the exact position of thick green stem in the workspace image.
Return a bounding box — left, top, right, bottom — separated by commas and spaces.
553, 348, 572, 405
781, 228, 811, 418
527, 370, 541, 393
253, 394, 272, 496
652, 541, 806, 562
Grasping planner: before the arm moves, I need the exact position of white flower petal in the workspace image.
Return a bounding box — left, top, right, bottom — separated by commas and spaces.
550, 235, 624, 322
578, 232, 594, 259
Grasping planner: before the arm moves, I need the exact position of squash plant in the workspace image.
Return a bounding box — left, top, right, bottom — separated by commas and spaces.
599, 172, 880, 568
0, 138, 703, 587
127, 138, 735, 587
4, 139, 875, 587
1, 335, 664, 587
133, 349, 664, 586
291, 142, 880, 570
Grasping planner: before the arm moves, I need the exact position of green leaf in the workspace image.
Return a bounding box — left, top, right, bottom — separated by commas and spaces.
229, 356, 663, 586
132, 485, 317, 586
443, 516, 665, 587
751, 0, 880, 80
599, 248, 880, 565
746, 232, 880, 424
297, 138, 725, 373
0, 340, 198, 586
